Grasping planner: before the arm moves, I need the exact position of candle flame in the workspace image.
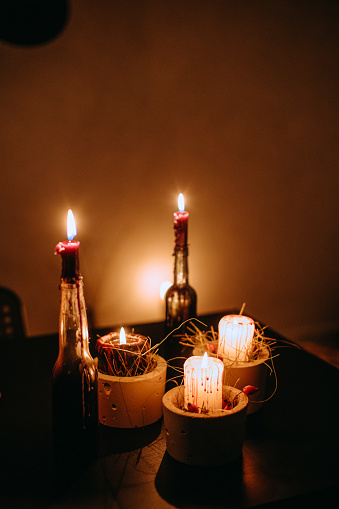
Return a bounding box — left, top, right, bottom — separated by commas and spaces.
67, 209, 77, 241
178, 193, 185, 212
201, 352, 208, 368
119, 327, 126, 344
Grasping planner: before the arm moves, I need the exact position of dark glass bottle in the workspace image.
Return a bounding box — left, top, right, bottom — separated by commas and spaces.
164, 246, 197, 381
52, 278, 98, 475
165, 246, 197, 334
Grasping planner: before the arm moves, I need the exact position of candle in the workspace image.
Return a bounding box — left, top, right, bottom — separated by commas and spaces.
173, 193, 189, 247
184, 353, 224, 413
55, 209, 80, 280
218, 315, 255, 362
97, 328, 151, 377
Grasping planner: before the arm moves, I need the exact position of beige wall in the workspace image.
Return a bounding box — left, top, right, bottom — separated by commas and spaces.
1, 0, 338, 342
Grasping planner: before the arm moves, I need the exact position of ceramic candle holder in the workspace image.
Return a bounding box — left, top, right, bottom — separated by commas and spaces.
162, 385, 248, 466
97, 331, 151, 377
193, 345, 269, 414
223, 346, 269, 414
98, 354, 167, 428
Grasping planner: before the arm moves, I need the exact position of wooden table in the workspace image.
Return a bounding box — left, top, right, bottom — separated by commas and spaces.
0, 312, 338, 508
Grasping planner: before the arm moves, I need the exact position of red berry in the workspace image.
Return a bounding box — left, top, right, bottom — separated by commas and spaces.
222, 399, 233, 410
187, 403, 199, 413
243, 385, 258, 396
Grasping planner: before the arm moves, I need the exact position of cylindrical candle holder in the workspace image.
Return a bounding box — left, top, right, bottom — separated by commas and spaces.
162, 385, 248, 466
97, 331, 151, 377
193, 345, 269, 414
98, 354, 167, 428
223, 346, 269, 414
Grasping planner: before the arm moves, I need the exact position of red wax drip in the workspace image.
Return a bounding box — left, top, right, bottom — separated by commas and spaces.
55, 240, 80, 280
173, 210, 189, 247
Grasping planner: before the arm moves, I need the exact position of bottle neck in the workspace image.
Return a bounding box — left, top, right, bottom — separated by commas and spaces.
58, 278, 90, 358
173, 247, 189, 285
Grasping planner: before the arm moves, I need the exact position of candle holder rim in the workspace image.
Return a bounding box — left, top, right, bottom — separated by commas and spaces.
223, 344, 270, 367
163, 385, 248, 418
97, 331, 148, 344
193, 344, 270, 367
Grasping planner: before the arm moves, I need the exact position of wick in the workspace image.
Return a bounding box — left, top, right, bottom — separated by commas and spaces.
239, 302, 246, 315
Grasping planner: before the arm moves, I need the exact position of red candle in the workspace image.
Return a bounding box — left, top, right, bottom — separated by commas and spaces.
97, 328, 151, 377
55, 209, 80, 280
173, 193, 189, 247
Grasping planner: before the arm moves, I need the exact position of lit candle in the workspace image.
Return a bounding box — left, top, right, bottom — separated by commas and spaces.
54, 209, 80, 280
184, 353, 224, 413
97, 327, 151, 377
218, 315, 255, 362
173, 193, 189, 248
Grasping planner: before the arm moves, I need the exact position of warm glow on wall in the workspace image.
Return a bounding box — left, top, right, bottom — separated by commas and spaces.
137, 262, 171, 302
160, 281, 171, 300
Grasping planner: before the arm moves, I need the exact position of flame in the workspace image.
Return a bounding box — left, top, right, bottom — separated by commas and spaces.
201, 352, 208, 369
67, 209, 77, 241
178, 193, 185, 212
119, 327, 126, 344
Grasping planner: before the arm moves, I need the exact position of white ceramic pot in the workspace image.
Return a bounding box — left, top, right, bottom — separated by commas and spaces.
193, 345, 269, 414
98, 354, 167, 428
162, 385, 248, 466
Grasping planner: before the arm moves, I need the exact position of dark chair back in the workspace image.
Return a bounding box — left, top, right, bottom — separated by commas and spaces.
0, 287, 26, 339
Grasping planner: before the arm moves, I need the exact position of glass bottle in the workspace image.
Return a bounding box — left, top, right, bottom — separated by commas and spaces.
165, 246, 197, 334
52, 277, 98, 475
164, 246, 197, 381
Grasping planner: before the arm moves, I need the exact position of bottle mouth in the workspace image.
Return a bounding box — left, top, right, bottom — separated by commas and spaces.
173, 246, 189, 253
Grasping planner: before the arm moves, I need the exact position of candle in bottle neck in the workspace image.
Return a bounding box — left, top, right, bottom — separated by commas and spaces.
173, 193, 189, 248
165, 193, 197, 336
55, 209, 80, 280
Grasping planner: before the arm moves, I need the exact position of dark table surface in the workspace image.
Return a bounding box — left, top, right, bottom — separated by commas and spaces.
0, 311, 338, 509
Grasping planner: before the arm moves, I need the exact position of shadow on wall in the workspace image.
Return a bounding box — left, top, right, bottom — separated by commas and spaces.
0, 0, 69, 46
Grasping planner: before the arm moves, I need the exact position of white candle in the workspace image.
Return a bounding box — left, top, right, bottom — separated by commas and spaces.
184, 353, 224, 413
218, 314, 255, 362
